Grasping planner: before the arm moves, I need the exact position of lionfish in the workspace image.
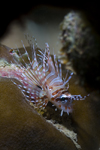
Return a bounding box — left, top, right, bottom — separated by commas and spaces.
0, 35, 88, 115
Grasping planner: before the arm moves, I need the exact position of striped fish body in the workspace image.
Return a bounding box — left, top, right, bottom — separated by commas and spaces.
0, 35, 88, 115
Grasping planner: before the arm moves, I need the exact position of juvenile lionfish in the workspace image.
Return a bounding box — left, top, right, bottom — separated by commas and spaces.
0, 35, 88, 115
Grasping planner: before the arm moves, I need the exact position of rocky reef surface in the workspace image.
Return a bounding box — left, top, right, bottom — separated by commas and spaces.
0, 44, 100, 150
0, 77, 78, 150
0, 45, 78, 150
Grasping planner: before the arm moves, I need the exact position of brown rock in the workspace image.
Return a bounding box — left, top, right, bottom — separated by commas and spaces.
0, 78, 76, 150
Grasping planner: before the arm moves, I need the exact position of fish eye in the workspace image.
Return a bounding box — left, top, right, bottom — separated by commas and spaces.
60, 94, 68, 102
61, 96, 66, 101
56, 94, 70, 103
